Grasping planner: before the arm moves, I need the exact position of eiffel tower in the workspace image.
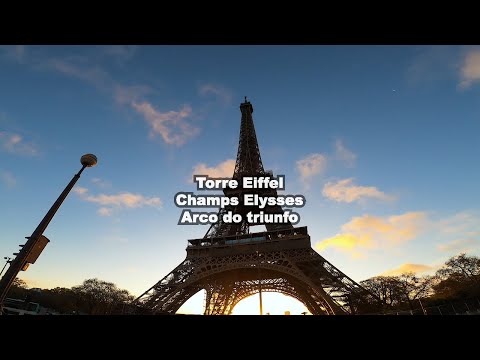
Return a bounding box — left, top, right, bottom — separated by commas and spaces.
134, 98, 382, 315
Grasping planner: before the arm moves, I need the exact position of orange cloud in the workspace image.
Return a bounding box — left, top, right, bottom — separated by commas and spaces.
192, 159, 236, 179
459, 50, 480, 89
315, 212, 427, 257
315, 233, 372, 259
322, 178, 394, 203
84, 192, 162, 208
381, 263, 435, 276
75, 187, 162, 216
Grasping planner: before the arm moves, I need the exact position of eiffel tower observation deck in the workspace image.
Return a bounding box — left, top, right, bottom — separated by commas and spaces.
133, 98, 383, 315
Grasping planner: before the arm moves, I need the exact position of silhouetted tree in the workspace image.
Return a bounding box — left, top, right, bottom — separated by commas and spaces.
436, 253, 480, 283
396, 273, 433, 310
433, 253, 480, 300
72, 278, 134, 315
361, 273, 433, 310
360, 276, 402, 306
12, 278, 28, 288
6, 278, 29, 299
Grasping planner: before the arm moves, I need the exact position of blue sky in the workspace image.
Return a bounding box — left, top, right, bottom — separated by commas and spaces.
0, 45, 479, 313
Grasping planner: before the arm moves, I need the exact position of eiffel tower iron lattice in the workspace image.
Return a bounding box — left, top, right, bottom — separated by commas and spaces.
133, 98, 382, 315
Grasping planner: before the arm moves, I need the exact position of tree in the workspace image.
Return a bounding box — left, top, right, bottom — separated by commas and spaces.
361, 273, 433, 310
436, 253, 480, 283
433, 253, 480, 300
396, 273, 433, 310
12, 278, 28, 289
360, 276, 402, 306
6, 278, 29, 298
72, 278, 134, 315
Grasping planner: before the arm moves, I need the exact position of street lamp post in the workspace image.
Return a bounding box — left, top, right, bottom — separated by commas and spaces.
0, 154, 97, 313
0, 257, 12, 277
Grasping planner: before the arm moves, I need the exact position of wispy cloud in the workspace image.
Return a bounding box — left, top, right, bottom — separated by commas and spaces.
199, 83, 232, 105
102, 45, 137, 62
438, 211, 479, 235
315, 212, 428, 258
113, 84, 151, 105
74, 187, 162, 216
192, 159, 236, 179
433, 211, 480, 254
381, 263, 435, 276
334, 139, 356, 167
0, 45, 26, 63
459, 50, 480, 89
73, 186, 89, 195
296, 153, 327, 190
91, 178, 112, 189
98, 207, 113, 217
0, 131, 38, 156
131, 101, 199, 146
437, 238, 477, 253
322, 178, 395, 204
0, 170, 16, 188
47, 58, 109, 89
84, 192, 162, 208
2, 48, 199, 147
406, 46, 458, 86
46, 57, 197, 147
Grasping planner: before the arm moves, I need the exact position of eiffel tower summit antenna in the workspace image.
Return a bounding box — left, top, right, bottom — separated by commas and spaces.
133, 99, 383, 315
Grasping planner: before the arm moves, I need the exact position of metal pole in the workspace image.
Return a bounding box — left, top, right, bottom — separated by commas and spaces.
257, 249, 263, 315
0, 258, 11, 277
419, 298, 426, 315
0, 159, 94, 312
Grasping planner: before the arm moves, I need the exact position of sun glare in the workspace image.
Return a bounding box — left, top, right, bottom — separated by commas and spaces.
177, 290, 310, 315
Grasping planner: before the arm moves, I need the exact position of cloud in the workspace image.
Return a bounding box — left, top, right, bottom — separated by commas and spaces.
0, 45, 26, 63
437, 238, 477, 252
322, 178, 395, 203
102, 45, 137, 62
199, 83, 232, 105
73, 186, 88, 195
296, 153, 327, 189
192, 159, 236, 179
49, 59, 196, 147
334, 139, 357, 167
84, 192, 162, 208
437, 211, 479, 235
91, 178, 111, 189
315, 212, 428, 257
113, 84, 151, 105
0, 131, 38, 156
48, 59, 109, 89
0, 170, 16, 188
3, 49, 199, 147
97, 207, 113, 217
381, 263, 435, 276
406, 46, 458, 86
459, 50, 480, 89
75, 187, 162, 216
315, 233, 372, 259
131, 101, 199, 146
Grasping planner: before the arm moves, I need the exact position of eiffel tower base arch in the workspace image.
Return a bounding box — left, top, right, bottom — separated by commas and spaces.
135, 227, 381, 315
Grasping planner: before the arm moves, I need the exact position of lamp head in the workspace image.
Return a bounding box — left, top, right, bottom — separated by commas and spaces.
80, 154, 98, 167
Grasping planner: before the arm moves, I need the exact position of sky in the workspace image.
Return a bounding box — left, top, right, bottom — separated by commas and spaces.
0, 45, 479, 315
